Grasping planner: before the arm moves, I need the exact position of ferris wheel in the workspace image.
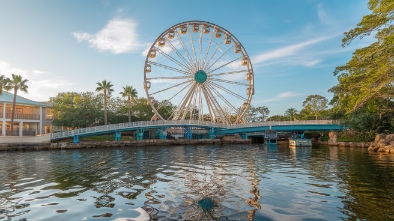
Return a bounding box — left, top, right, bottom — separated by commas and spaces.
143, 21, 254, 124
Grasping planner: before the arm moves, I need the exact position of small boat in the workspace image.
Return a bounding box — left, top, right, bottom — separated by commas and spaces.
289, 138, 312, 147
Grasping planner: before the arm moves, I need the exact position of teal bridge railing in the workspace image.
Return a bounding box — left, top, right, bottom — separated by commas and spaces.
50, 120, 345, 143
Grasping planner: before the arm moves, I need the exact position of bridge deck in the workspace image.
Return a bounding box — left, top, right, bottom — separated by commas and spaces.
51, 120, 344, 141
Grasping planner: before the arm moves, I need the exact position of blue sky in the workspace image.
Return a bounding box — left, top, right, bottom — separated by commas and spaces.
0, 0, 371, 116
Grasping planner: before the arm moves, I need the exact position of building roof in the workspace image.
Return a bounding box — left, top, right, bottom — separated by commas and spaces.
0, 91, 49, 107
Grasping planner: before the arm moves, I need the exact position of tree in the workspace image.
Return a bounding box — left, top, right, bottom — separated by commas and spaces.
266, 115, 288, 121
96, 80, 114, 125
4, 74, 28, 135
50, 92, 102, 128
255, 106, 270, 121
0, 74, 8, 94
284, 108, 298, 121
329, 0, 394, 113
244, 105, 270, 122
130, 97, 155, 121
120, 85, 138, 122
302, 95, 328, 120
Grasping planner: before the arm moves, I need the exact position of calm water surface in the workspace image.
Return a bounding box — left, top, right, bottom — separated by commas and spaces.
1, 144, 394, 221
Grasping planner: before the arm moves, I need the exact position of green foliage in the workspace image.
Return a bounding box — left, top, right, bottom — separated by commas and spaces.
302, 95, 328, 120
337, 129, 375, 142
96, 80, 114, 125
50, 92, 103, 128
266, 115, 288, 121
329, 0, 394, 113
341, 100, 394, 139
3, 74, 29, 134
245, 105, 270, 122
120, 85, 138, 122
284, 108, 298, 121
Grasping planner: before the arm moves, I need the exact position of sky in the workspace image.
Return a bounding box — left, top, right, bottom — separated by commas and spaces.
0, 0, 372, 116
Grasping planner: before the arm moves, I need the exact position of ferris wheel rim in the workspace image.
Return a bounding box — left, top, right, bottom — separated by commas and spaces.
143, 20, 254, 124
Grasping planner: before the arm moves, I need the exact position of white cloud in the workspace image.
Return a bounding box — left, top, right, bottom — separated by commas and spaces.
72, 18, 143, 54
251, 36, 331, 64
304, 59, 322, 67
253, 91, 301, 103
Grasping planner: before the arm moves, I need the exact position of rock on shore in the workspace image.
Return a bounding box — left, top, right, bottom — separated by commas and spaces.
368, 134, 394, 154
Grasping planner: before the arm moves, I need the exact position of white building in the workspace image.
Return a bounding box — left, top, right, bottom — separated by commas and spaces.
0, 91, 53, 136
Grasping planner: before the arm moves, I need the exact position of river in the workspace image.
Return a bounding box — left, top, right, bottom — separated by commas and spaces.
1, 144, 394, 221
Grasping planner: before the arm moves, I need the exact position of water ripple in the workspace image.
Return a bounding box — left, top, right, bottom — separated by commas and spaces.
1, 145, 394, 220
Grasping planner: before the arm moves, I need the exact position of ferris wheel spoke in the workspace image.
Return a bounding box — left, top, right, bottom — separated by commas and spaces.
208, 56, 243, 74
203, 39, 223, 71
202, 28, 214, 70
165, 39, 194, 70
175, 30, 197, 71
154, 46, 191, 71
184, 88, 198, 120
202, 84, 230, 123
201, 85, 218, 121
187, 25, 199, 71
201, 85, 216, 121
148, 61, 191, 75
209, 78, 249, 86
173, 82, 197, 120
155, 81, 194, 111
150, 79, 193, 96
205, 45, 234, 72
146, 75, 192, 80
198, 86, 204, 120
208, 81, 247, 101
198, 27, 203, 70
206, 83, 241, 115
209, 70, 248, 77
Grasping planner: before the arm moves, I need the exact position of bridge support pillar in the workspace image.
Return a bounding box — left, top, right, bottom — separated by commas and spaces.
240, 133, 247, 139
209, 128, 215, 139
184, 127, 192, 139
114, 131, 121, 141
136, 129, 144, 141
158, 127, 168, 140
73, 135, 79, 143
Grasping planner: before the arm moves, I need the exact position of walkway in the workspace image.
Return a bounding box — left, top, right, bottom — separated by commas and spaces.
50, 120, 344, 142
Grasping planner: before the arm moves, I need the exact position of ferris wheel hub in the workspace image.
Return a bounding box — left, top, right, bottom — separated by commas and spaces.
194, 70, 208, 83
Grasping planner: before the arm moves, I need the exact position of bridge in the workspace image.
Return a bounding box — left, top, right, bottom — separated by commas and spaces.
50, 120, 345, 143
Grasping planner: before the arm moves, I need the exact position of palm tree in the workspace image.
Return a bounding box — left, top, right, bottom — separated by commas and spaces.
285, 108, 298, 121
4, 74, 28, 135
120, 85, 138, 122
0, 74, 8, 94
96, 80, 114, 125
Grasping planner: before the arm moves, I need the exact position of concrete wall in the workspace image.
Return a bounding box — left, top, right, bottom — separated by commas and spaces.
0, 134, 51, 143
